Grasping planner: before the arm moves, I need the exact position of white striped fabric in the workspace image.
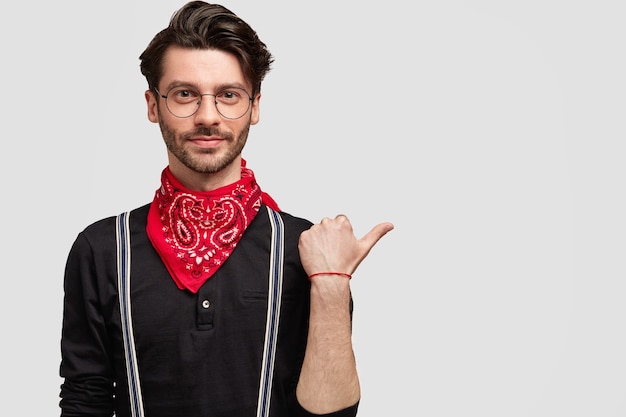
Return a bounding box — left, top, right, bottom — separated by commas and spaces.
116, 211, 145, 417
256, 206, 285, 417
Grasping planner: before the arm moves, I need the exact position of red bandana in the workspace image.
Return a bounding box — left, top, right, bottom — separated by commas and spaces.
146, 160, 280, 293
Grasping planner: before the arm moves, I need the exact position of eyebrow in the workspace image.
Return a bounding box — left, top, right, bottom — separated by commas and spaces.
164, 80, 251, 93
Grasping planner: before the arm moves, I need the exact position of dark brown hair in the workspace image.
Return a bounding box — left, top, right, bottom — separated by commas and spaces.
139, 1, 274, 96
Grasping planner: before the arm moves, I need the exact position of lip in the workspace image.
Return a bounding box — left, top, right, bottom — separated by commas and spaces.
188, 136, 224, 148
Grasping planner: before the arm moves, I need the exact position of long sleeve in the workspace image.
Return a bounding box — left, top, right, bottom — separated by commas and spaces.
59, 231, 116, 417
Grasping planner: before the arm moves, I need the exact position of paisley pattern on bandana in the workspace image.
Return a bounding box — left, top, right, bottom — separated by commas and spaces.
146, 161, 274, 293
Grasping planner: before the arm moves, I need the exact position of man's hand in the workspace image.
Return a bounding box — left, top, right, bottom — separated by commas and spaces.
298, 214, 394, 277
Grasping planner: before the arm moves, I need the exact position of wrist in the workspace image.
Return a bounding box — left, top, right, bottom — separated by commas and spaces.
307, 272, 352, 281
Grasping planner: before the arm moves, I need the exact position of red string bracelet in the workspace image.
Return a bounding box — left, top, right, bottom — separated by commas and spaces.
307, 272, 352, 281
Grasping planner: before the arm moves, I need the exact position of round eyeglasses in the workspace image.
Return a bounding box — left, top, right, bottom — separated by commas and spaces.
155, 86, 254, 119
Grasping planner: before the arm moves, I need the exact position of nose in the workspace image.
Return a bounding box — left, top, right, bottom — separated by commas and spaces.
194, 94, 221, 125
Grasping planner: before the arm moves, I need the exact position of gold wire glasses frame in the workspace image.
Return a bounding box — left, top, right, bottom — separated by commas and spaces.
154, 86, 254, 119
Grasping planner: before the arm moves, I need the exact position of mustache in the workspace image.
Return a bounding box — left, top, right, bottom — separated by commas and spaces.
182, 127, 233, 141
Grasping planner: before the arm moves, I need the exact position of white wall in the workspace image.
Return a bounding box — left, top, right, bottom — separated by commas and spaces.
2, 1, 625, 415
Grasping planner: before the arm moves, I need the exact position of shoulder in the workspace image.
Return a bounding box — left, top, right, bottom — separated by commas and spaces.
76, 203, 151, 248
248, 206, 313, 251
266, 208, 314, 244
275, 209, 313, 231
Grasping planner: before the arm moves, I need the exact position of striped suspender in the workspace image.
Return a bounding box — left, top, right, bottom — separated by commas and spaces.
257, 206, 285, 417
115, 207, 285, 417
116, 211, 144, 417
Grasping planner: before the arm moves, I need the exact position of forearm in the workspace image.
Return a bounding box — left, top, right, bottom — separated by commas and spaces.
296, 275, 360, 414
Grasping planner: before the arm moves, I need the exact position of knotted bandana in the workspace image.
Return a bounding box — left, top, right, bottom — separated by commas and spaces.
146, 160, 280, 293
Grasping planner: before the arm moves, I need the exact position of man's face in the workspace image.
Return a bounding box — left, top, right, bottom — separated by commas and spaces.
145, 46, 260, 176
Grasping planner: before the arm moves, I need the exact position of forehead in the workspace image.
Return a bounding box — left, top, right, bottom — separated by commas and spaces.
160, 46, 248, 90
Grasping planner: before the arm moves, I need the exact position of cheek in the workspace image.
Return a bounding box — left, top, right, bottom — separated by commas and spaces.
154, 105, 179, 129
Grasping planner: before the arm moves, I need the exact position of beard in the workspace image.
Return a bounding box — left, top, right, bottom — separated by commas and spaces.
158, 108, 250, 174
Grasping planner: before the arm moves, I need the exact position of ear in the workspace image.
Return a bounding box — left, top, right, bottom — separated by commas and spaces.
250, 92, 261, 126
145, 89, 159, 123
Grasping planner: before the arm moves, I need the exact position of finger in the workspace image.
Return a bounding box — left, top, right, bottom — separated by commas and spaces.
334, 214, 350, 226
359, 222, 394, 250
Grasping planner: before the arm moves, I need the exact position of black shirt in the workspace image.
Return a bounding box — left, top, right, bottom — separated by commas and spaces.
59, 203, 358, 417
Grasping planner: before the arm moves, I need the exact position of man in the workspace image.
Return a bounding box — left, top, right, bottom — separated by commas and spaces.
59, 2, 393, 416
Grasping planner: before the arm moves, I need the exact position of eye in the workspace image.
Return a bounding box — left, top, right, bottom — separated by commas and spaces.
216, 89, 244, 103
170, 87, 200, 103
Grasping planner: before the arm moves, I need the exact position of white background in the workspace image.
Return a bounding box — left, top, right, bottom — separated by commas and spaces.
2, 1, 625, 415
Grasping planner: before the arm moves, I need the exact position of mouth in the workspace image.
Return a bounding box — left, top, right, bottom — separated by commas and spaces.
187, 134, 225, 149
181, 126, 232, 149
